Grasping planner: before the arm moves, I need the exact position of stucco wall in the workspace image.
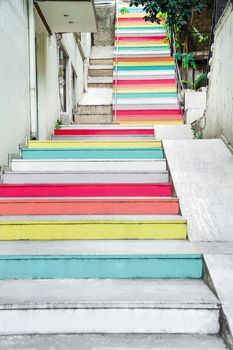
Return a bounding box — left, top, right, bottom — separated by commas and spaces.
93, 4, 116, 46
204, 3, 233, 143
0, 0, 30, 166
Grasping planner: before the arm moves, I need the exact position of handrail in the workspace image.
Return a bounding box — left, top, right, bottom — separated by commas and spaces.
170, 31, 185, 92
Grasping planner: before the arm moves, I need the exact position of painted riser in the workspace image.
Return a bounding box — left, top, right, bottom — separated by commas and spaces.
51, 136, 155, 140
0, 308, 219, 335
11, 159, 167, 172
3, 172, 169, 184
20, 149, 164, 159
0, 221, 187, 240
0, 198, 180, 215
0, 183, 172, 197
27, 140, 162, 149
0, 254, 202, 279
53, 129, 154, 135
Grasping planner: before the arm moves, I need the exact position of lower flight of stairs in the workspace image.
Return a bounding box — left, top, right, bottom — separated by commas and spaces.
0, 125, 225, 350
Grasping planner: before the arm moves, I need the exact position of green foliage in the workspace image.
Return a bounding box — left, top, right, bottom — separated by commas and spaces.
129, 0, 206, 31
192, 27, 209, 44
176, 52, 197, 69
120, 7, 129, 14
179, 72, 207, 90
55, 119, 62, 129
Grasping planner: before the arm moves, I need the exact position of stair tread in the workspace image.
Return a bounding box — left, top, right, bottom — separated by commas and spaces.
89, 65, 113, 69
0, 279, 218, 308
88, 76, 113, 82
0, 240, 200, 255
0, 334, 226, 349
0, 214, 185, 221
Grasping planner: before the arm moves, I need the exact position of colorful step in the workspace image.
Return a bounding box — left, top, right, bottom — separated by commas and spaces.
0, 198, 180, 215
26, 140, 162, 149
0, 216, 187, 240
0, 253, 202, 279
54, 128, 155, 136
0, 183, 172, 197
20, 148, 164, 159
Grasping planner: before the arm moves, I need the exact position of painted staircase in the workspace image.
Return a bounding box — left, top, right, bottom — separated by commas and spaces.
113, 4, 183, 125
0, 3, 227, 349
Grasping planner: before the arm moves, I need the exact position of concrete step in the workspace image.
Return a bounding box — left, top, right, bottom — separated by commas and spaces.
3, 170, 169, 184
89, 65, 113, 77
0, 214, 186, 240
0, 334, 227, 349
11, 159, 167, 172
77, 105, 112, 115
20, 148, 164, 159
0, 279, 219, 334
75, 114, 112, 124
90, 57, 113, 65
88, 76, 113, 87
0, 198, 179, 215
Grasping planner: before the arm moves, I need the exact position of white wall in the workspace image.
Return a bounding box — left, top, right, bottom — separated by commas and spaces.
0, 0, 30, 166
204, 3, 233, 143
35, 12, 91, 139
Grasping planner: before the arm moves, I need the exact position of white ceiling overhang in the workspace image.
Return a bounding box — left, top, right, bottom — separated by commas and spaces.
34, 0, 97, 33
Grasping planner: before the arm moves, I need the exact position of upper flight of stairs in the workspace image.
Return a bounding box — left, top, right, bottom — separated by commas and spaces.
113, 5, 183, 125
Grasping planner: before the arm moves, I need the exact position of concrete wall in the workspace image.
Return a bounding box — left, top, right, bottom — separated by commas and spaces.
0, 0, 30, 166
93, 4, 116, 46
204, 3, 233, 143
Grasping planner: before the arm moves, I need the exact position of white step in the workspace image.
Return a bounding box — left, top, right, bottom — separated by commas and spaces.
3, 170, 169, 184
11, 159, 167, 172
89, 65, 113, 77
115, 50, 170, 57
0, 334, 226, 349
75, 114, 112, 123
0, 279, 219, 334
0, 214, 184, 221
88, 76, 113, 87
114, 70, 176, 80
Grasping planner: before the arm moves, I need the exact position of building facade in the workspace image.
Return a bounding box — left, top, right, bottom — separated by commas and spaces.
0, 0, 96, 166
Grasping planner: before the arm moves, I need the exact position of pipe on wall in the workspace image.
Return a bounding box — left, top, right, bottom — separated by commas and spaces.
27, 0, 38, 139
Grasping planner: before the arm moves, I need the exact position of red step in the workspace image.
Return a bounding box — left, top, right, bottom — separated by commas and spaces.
54, 128, 155, 136
0, 183, 172, 197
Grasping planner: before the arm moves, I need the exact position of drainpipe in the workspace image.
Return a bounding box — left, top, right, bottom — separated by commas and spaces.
27, 0, 38, 139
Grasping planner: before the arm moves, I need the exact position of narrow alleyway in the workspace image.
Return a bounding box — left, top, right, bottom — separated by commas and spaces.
0, 2, 232, 349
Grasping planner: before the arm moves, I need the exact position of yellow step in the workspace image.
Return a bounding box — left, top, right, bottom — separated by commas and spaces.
0, 220, 187, 240
27, 140, 162, 149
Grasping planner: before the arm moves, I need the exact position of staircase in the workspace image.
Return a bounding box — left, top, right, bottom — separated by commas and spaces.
113, 5, 183, 125
75, 47, 114, 124
0, 2, 227, 349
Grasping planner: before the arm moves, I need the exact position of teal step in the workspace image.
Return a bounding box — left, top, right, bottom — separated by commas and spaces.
114, 92, 177, 98
21, 148, 164, 160
0, 254, 203, 279
114, 66, 175, 71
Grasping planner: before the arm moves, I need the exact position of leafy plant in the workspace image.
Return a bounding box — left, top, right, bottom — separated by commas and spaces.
120, 7, 129, 14
179, 72, 207, 90
129, 0, 209, 31
176, 52, 197, 69
55, 119, 62, 129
